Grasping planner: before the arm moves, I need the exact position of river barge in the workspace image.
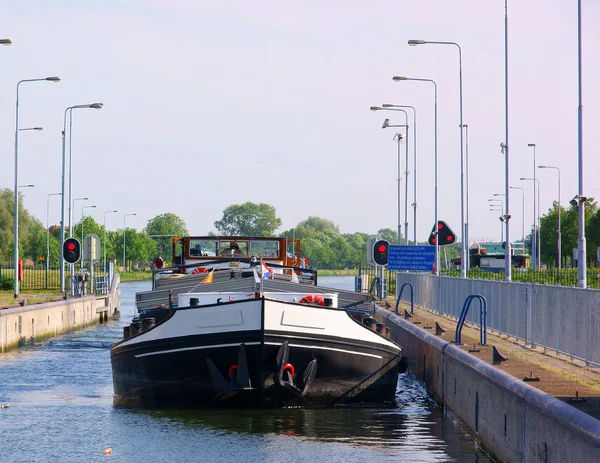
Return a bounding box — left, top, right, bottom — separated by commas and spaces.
110, 236, 402, 408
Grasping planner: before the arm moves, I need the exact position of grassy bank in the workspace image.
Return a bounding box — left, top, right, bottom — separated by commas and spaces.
120, 271, 153, 282
315, 269, 356, 276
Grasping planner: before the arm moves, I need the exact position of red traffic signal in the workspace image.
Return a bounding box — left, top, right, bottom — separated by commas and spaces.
373, 239, 389, 266
428, 221, 457, 246
63, 238, 81, 264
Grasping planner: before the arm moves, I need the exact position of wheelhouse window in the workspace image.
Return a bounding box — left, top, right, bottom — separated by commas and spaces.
249, 240, 280, 258
188, 240, 217, 257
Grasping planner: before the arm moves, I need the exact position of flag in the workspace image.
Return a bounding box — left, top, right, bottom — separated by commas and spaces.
262, 262, 273, 280
290, 270, 299, 283
201, 269, 214, 284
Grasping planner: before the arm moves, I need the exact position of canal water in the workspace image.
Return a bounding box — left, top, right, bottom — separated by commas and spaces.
0, 279, 493, 463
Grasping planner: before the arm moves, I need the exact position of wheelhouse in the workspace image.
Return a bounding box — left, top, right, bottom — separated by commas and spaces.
172, 236, 305, 268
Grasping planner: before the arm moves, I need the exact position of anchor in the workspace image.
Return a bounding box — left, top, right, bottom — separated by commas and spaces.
206, 343, 255, 400
274, 340, 318, 396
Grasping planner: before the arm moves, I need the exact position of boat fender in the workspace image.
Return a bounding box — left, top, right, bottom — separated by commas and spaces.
283, 363, 295, 379
298, 295, 325, 306
229, 365, 238, 379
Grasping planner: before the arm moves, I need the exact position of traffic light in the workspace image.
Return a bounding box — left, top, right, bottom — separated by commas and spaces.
373, 239, 389, 266
63, 238, 81, 264
428, 221, 457, 246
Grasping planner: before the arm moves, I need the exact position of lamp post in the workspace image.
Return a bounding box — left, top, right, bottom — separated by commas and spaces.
510, 186, 525, 256
60, 102, 103, 292
539, 165, 561, 268
490, 206, 504, 242
103, 210, 118, 273
374, 108, 409, 244
382, 104, 418, 245
461, 124, 470, 269
14, 76, 60, 298
408, 39, 466, 278
393, 76, 438, 274
577, 0, 586, 287
46, 193, 62, 286
527, 143, 537, 267
81, 205, 96, 269
123, 213, 137, 271
520, 177, 541, 268
71, 198, 88, 237
502, 0, 512, 281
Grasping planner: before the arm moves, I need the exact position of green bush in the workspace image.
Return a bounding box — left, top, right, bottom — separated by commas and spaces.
0, 276, 14, 290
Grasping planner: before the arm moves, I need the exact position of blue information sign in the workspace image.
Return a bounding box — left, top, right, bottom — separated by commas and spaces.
388, 245, 435, 271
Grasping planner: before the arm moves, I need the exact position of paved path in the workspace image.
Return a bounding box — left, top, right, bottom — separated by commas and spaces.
387, 299, 600, 420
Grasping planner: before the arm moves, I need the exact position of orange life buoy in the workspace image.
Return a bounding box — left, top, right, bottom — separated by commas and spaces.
191, 267, 208, 275
298, 294, 325, 306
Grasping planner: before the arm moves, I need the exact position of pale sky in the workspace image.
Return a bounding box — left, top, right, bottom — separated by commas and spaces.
1, 1, 599, 244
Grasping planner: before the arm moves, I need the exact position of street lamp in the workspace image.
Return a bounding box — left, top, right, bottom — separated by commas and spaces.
380, 103, 418, 245
510, 186, 525, 256
373, 107, 409, 245
393, 76, 439, 274
123, 213, 137, 271
103, 210, 118, 273
520, 177, 541, 268
577, 0, 586, 287
527, 143, 537, 267
46, 193, 61, 286
59, 102, 103, 292
539, 165, 562, 268
81, 205, 96, 269
71, 198, 88, 238
490, 205, 504, 242
503, 0, 512, 281
461, 123, 470, 269
14, 76, 59, 298
408, 39, 466, 278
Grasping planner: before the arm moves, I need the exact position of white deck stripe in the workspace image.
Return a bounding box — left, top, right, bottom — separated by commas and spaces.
264, 342, 382, 359
134, 342, 261, 358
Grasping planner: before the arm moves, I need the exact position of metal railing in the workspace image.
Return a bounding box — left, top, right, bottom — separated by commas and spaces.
440, 267, 600, 289
0, 262, 108, 292
357, 265, 397, 297
395, 272, 600, 366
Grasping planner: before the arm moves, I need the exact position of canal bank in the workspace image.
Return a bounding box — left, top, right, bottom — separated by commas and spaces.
375, 303, 600, 462
0, 274, 120, 352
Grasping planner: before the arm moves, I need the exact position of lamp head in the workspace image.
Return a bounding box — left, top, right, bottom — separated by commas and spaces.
369, 106, 382, 111
408, 39, 426, 46
527, 143, 535, 147
392, 76, 408, 81
90, 103, 103, 109
382, 104, 393, 108
382, 118, 390, 129
0, 39, 12, 46
570, 197, 578, 207
46, 76, 60, 82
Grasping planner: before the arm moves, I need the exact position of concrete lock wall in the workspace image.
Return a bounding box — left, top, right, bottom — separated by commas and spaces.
377, 308, 600, 462
0, 274, 120, 352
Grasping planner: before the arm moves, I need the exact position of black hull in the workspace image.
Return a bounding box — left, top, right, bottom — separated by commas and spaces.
111, 299, 402, 408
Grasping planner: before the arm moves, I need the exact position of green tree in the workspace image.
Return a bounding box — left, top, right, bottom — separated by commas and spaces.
377, 228, 399, 244
214, 202, 281, 236
145, 213, 188, 261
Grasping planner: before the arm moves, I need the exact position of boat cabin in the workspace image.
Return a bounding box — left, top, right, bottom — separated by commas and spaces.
171, 236, 306, 269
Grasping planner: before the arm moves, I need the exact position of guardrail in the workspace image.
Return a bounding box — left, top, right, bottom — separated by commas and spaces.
395, 272, 600, 366
0, 262, 109, 292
